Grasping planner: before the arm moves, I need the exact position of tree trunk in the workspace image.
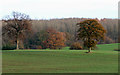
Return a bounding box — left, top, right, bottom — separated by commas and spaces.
88, 47, 91, 53
16, 39, 19, 50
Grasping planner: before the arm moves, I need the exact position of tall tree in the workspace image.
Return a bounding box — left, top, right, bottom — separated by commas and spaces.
77, 19, 106, 53
2, 12, 32, 49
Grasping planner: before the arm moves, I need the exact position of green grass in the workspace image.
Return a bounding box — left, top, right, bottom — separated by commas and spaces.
2, 43, 118, 73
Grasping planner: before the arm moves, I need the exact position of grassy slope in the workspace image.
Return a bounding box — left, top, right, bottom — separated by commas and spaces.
2, 43, 118, 73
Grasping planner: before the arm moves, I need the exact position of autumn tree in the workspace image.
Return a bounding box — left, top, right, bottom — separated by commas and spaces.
32, 18, 117, 42
43, 29, 66, 49
77, 19, 106, 53
2, 12, 32, 50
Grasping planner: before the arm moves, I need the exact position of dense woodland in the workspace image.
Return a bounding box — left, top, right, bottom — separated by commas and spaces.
2, 18, 118, 50
31, 18, 118, 41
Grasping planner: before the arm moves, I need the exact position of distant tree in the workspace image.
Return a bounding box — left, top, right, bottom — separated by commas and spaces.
77, 19, 106, 53
64, 32, 75, 46
104, 36, 114, 44
2, 12, 32, 49
31, 18, 117, 42
24, 30, 49, 49
43, 29, 66, 49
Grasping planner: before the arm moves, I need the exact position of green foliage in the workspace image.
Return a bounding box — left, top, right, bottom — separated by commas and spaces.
2, 44, 16, 50
70, 42, 82, 50
24, 30, 48, 49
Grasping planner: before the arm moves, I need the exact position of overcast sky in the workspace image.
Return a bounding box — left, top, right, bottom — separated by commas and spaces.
0, 0, 119, 19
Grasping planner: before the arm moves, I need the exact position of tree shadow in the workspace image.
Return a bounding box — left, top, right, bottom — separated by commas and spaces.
114, 49, 120, 51
85, 52, 94, 53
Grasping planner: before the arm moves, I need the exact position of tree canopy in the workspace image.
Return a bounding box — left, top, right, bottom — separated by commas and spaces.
2, 12, 32, 49
43, 29, 66, 49
77, 19, 106, 52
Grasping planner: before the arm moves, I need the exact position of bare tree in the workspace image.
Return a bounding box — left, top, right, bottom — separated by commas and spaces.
2, 12, 32, 50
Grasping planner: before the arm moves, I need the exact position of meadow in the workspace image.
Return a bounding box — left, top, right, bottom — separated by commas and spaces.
2, 43, 118, 73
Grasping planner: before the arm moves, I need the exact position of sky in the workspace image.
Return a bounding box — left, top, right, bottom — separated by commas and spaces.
0, 0, 119, 19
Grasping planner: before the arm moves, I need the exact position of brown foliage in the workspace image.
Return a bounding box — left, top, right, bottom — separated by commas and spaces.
2, 12, 32, 49
31, 18, 118, 42
36, 46, 42, 49
70, 42, 82, 50
77, 19, 106, 52
43, 29, 66, 49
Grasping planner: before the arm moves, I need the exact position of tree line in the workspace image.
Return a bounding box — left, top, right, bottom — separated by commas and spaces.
2, 12, 118, 52
31, 18, 118, 43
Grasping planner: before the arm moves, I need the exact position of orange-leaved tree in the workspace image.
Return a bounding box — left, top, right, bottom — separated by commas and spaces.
76, 19, 106, 53
43, 29, 66, 49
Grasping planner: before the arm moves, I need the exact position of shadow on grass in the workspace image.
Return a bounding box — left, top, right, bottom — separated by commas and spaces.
85, 52, 94, 53
114, 49, 120, 51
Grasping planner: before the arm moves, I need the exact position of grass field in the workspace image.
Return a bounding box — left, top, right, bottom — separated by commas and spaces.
2, 43, 118, 73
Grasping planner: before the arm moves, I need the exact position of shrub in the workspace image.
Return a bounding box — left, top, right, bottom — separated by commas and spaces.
29, 45, 37, 49
2, 44, 16, 50
36, 46, 42, 49
70, 42, 82, 50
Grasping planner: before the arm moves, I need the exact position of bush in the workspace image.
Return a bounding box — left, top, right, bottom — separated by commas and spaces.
29, 45, 37, 49
29, 45, 43, 49
2, 44, 16, 50
36, 46, 42, 49
70, 42, 82, 50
